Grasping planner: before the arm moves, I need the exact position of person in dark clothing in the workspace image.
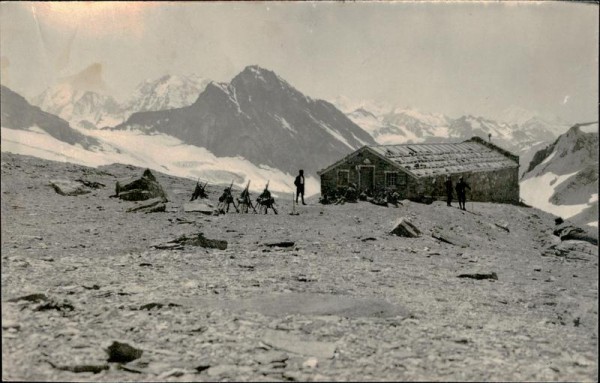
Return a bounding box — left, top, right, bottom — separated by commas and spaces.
445, 175, 453, 207
294, 169, 306, 205
455, 176, 471, 210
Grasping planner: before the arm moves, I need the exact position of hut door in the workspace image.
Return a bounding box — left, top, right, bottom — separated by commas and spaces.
359, 166, 375, 192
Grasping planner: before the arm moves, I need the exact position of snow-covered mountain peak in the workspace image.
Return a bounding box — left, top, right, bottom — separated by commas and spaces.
350, 108, 378, 120
232, 65, 297, 94
126, 74, 210, 113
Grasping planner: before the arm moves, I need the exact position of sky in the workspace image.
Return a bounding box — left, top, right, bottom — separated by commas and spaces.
1, 1, 598, 124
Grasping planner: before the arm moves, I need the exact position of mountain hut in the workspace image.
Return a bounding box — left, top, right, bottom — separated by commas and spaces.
317, 137, 520, 203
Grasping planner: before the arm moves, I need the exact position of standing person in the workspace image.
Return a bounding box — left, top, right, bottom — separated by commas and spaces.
294, 169, 306, 205
445, 175, 453, 207
455, 176, 471, 211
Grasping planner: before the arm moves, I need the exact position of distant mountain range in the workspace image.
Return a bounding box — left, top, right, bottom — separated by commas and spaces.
521, 123, 598, 228
1, 85, 99, 149
112, 65, 376, 177
31, 64, 210, 130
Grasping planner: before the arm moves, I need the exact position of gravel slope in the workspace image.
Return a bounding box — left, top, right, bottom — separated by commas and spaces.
1, 152, 597, 381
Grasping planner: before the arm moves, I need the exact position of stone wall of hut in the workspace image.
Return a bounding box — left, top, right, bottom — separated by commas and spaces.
320, 148, 520, 204
320, 148, 415, 197
415, 167, 520, 204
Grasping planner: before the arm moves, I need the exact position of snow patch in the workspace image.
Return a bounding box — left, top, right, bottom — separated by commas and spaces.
540, 151, 556, 166
520, 171, 590, 219
1, 127, 319, 197
274, 115, 296, 133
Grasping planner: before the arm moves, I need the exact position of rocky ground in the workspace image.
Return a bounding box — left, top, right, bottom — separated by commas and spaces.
1, 152, 598, 382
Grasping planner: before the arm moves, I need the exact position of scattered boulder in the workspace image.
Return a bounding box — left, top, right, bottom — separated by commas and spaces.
106, 341, 143, 363
126, 197, 166, 213
153, 243, 184, 251
114, 169, 168, 202
138, 302, 181, 310
195, 362, 211, 373
35, 299, 75, 312
494, 221, 510, 233
75, 179, 105, 189
390, 218, 421, 238
8, 293, 48, 303
264, 241, 295, 248
50, 179, 91, 196
553, 223, 597, 245
156, 233, 227, 250
432, 228, 469, 248
457, 272, 498, 280
254, 351, 289, 365
543, 240, 598, 259
183, 201, 215, 214
47, 361, 109, 374
8, 295, 71, 313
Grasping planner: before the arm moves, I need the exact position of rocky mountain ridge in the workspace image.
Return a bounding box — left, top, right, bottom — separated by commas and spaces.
1, 85, 99, 149
113, 65, 376, 177
520, 123, 598, 228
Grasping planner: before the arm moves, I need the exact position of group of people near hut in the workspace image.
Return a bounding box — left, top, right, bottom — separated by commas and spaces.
319, 174, 472, 210
319, 183, 401, 207
190, 169, 308, 215
445, 175, 471, 210
215, 181, 278, 215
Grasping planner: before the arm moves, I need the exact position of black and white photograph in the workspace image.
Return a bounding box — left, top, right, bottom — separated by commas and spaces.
1, 1, 598, 381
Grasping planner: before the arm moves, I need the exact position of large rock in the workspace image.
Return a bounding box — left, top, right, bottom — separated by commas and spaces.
183, 201, 215, 214
126, 197, 166, 213
50, 179, 91, 196
553, 223, 597, 245
156, 233, 227, 250
432, 228, 470, 248
106, 341, 143, 363
115, 169, 168, 202
390, 218, 421, 237
457, 272, 498, 280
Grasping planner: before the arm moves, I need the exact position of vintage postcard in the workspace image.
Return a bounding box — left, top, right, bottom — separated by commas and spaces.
1, 1, 598, 381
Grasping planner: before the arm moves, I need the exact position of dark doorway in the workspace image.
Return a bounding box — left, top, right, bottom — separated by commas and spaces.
359, 166, 374, 192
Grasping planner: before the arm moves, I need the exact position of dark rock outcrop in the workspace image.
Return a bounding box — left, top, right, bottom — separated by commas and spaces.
106, 341, 143, 363
115, 169, 168, 202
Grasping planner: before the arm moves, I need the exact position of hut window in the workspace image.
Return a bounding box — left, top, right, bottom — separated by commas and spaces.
385, 172, 398, 187
337, 170, 349, 186
398, 172, 407, 185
